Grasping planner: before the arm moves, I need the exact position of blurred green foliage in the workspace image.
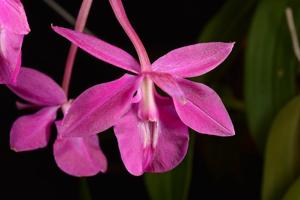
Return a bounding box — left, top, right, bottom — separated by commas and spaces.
248, 0, 300, 200
200, 0, 257, 41
262, 95, 300, 200
245, 0, 298, 152
283, 177, 300, 200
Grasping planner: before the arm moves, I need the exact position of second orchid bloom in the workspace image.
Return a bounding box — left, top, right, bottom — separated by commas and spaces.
9, 67, 107, 176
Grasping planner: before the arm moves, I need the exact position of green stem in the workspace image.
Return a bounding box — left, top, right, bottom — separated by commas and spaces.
79, 178, 92, 200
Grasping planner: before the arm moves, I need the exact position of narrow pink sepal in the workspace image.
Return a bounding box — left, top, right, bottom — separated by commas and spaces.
8, 67, 67, 106
174, 78, 235, 136
0, 0, 30, 34
52, 26, 140, 74
60, 74, 141, 137
54, 135, 107, 177
152, 42, 234, 78
10, 106, 59, 152
114, 95, 189, 176
0, 31, 23, 84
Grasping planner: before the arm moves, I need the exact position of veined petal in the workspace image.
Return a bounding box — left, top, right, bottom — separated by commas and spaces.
10, 106, 59, 152
0, 31, 23, 84
52, 26, 140, 74
60, 74, 141, 137
152, 42, 234, 78
0, 0, 30, 34
174, 78, 234, 136
114, 95, 189, 176
148, 72, 186, 103
8, 67, 67, 106
54, 135, 107, 177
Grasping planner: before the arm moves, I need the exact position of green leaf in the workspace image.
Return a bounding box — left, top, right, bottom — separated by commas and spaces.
283, 176, 300, 200
199, 0, 257, 42
262, 95, 300, 200
144, 136, 194, 200
245, 0, 299, 151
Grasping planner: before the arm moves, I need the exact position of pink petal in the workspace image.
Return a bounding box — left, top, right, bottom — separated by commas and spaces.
54, 135, 107, 177
152, 42, 234, 78
174, 78, 234, 136
0, 31, 23, 84
147, 72, 186, 103
0, 0, 30, 34
10, 106, 59, 152
8, 67, 67, 106
52, 26, 140, 74
60, 74, 141, 137
114, 95, 189, 176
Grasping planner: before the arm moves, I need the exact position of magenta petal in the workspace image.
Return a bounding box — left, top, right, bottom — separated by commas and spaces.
10, 106, 59, 152
52, 26, 140, 74
8, 67, 67, 106
54, 135, 107, 177
174, 78, 235, 136
0, 31, 23, 84
152, 42, 234, 78
114, 95, 189, 176
0, 0, 30, 34
60, 74, 141, 137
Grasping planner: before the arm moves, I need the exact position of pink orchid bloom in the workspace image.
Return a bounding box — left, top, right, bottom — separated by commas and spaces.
8, 67, 107, 176
0, 0, 30, 84
52, 0, 235, 176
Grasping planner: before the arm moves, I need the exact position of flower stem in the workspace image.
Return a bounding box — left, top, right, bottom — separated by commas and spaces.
43, 0, 93, 34
79, 178, 92, 200
109, 0, 151, 71
62, 0, 93, 96
285, 7, 300, 63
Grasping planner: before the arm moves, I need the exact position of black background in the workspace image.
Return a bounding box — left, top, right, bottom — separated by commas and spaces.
0, 0, 261, 199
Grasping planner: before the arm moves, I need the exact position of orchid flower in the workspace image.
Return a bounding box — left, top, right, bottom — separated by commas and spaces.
0, 0, 30, 84
8, 67, 107, 176
53, 0, 235, 176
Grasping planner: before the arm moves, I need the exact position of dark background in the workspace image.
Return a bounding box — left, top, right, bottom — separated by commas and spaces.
0, 0, 261, 199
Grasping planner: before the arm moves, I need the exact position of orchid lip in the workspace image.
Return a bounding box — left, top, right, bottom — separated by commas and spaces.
140, 121, 159, 149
